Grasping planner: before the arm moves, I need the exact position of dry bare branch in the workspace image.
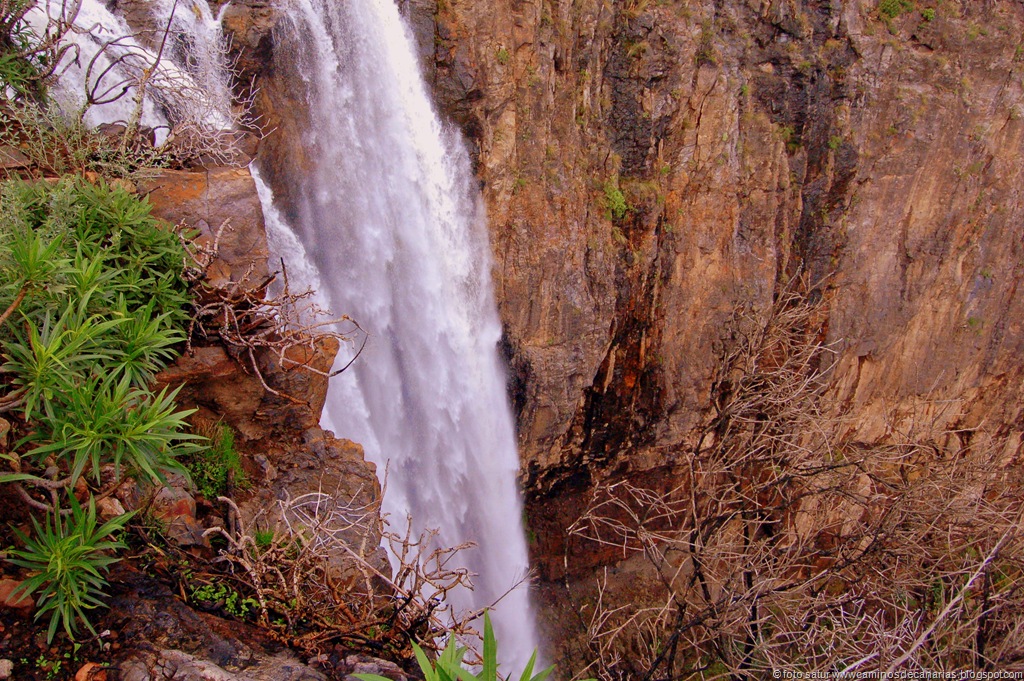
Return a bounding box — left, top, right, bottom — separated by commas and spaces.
567, 278, 1024, 678
182, 479, 484, 664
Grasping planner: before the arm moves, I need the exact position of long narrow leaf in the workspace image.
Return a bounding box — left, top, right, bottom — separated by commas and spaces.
482, 612, 497, 681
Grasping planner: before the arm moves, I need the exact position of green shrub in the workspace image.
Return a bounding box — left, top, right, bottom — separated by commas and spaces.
0, 309, 115, 422
0, 179, 191, 333
253, 528, 275, 549
603, 180, 628, 221
28, 376, 199, 485
695, 20, 717, 66
878, 0, 914, 19
353, 612, 564, 681
185, 423, 244, 499
0, 179, 199, 484
0, 178, 206, 641
778, 124, 799, 152
7, 495, 133, 643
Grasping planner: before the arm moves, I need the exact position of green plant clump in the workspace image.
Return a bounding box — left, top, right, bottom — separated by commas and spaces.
7, 495, 133, 642
878, 0, 914, 19
0, 180, 200, 482
253, 528, 276, 549
190, 581, 259, 619
603, 180, 628, 222
354, 613, 573, 681
0, 178, 205, 639
185, 423, 244, 500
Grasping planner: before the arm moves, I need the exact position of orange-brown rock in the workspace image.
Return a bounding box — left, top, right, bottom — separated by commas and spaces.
139, 159, 384, 575
0, 145, 29, 173
140, 167, 269, 290
150, 479, 206, 547
236, 428, 384, 572
256, 335, 340, 432
154, 335, 338, 441
0, 579, 33, 616
155, 345, 266, 439
74, 662, 107, 681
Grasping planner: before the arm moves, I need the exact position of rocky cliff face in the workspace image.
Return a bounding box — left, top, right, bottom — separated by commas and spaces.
219, 0, 1024, 666
401, 0, 1024, 572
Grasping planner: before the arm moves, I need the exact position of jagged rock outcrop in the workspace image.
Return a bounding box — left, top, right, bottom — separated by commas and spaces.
130, 165, 388, 677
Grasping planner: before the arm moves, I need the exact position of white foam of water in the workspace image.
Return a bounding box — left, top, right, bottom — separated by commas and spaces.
263, 0, 542, 668
34, 0, 232, 143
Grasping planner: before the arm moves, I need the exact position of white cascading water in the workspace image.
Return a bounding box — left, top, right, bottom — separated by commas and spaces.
36, 0, 231, 142
29, 0, 162, 132
262, 0, 541, 667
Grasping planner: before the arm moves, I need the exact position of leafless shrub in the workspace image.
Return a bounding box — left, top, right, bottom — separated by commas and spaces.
0, 0, 80, 99
2, 0, 261, 176
193, 484, 482, 662
183, 220, 366, 404
73, 0, 261, 161
566, 280, 1024, 678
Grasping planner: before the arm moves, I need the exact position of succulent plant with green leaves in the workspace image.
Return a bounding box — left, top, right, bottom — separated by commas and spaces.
7, 495, 134, 643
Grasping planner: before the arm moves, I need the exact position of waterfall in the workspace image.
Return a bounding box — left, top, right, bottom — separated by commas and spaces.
33, 0, 165, 132
262, 0, 541, 667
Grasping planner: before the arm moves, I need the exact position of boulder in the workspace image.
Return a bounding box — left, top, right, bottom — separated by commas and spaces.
74, 662, 108, 681
236, 427, 386, 577
150, 483, 207, 548
155, 334, 338, 442
118, 649, 326, 681
0, 579, 33, 616
140, 168, 270, 290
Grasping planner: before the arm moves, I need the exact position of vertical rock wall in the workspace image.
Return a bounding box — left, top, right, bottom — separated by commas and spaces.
402, 0, 1024, 567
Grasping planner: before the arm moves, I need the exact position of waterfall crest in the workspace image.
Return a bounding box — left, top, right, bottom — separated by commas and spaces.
263, 0, 541, 666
